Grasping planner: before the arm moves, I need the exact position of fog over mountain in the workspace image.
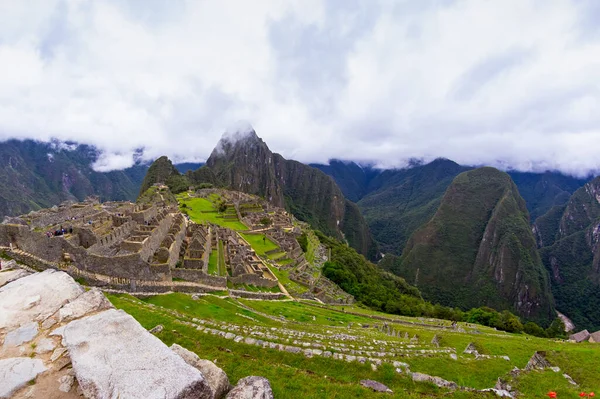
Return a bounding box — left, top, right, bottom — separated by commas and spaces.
1, 1, 600, 176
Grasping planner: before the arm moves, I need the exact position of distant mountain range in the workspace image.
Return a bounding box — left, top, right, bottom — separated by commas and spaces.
2, 136, 599, 329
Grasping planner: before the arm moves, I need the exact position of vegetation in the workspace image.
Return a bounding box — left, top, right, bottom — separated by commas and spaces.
239, 233, 278, 256
387, 168, 554, 325
107, 293, 600, 398
138, 156, 190, 197
177, 195, 248, 231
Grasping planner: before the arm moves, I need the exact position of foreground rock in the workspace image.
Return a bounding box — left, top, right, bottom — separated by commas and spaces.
0, 357, 47, 398
171, 343, 231, 398
0, 269, 29, 287
62, 308, 214, 399
360, 379, 392, 393
412, 372, 458, 390
226, 376, 273, 399
0, 269, 84, 330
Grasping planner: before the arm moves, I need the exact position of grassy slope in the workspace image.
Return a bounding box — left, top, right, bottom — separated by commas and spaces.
178, 195, 248, 231
108, 293, 600, 398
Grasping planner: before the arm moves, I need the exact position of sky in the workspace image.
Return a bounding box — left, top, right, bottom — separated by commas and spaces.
1, 0, 600, 176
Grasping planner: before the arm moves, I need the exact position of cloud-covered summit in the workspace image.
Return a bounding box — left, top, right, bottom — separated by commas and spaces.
1, 0, 600, 176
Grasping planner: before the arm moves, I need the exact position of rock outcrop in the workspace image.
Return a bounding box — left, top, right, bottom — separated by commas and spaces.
0, 266, 271, 399
225, 376, 273, 399
171, 343, 231, 399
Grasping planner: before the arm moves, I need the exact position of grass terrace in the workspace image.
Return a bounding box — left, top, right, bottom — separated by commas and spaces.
177, 194, 248, 231
108, 292, 600, 398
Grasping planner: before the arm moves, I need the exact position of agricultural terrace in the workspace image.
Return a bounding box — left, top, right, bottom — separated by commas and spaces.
177, 193, 248, 231
109, 292, 600, 398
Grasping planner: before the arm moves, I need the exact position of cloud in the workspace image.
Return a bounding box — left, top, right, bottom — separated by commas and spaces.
0, 0, 599, 176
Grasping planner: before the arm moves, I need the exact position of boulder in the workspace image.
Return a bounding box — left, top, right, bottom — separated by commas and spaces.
57, 287, 113, 322
412, 372, 458, 390
226, 376, 273, 399
360, 379, 392, 393
171, 343, 231, 398
0, 270, 84, 330
0, 357, 47, 398
149, 324, 164, 334
0, 269, 29, 288
524, 351, 551, 371
62, 309, 213, 399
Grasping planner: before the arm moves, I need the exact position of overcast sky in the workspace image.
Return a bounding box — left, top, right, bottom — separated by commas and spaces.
1, 0, 600, 175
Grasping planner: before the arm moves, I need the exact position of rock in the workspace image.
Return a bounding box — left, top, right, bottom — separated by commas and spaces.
524, 351, 551, 371
171, 344, 231, 399
563, 373, 578, 386
450, 353, 458, 360
360, 379, 392, 393
480, 388, 514, 398
62, 309, 213, 399
412, 372, 458, 390
57, 287, 113, 322
431, 335, 441, 348
370, 363, 377, 371
0, 269, 29, 288
149, 324, 164, 334
0, 357, 47, 399
0, 270, 84, 330
463, 342, 479, 355
226, 376, 273, 399
50, 347, 68, 362
58, 374, 75, 392
549, 366, 560, 372
3, 322, 39, 347
34, 338, 57, 354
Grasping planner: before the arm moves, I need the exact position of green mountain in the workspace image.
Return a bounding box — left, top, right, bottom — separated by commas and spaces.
382, 167, 554, 324
138, 156, 190, 196
0, 139, 147, 220
535, 176, 600, 330
186, 129, 377, 258
357, 159, 470, 255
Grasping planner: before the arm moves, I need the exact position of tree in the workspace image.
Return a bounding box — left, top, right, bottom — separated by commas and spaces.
524, 322, 546, 337
260, 217, 272, 227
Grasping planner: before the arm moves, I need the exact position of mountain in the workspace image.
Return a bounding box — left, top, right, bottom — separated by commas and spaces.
186, 129, 377, 258
311, 160, 379, 202
534, 176, 600, 331
0, 139, 148, 220
381, 167, 554, 324
507, 171, 588, 221
138, 156, 190, 196
315, 159, 587, 256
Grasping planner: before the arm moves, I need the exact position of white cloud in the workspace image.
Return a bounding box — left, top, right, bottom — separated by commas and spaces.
0, 0, 599, 176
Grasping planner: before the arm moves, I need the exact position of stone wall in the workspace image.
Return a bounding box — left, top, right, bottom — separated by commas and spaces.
229, 289, 286, 300
131, 205, 158, 224
229, 273, 278, 288
171, 268, 227, 288
139, 213, 173, 262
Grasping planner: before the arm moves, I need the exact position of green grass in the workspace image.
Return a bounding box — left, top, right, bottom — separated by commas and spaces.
108, 292, 600, 398
265, 264, 308, 294
229, 283, 281, 293
239, 233, 279, 256
217, 241, 227, 276
207, 250, 218, 275
178, 197, 248, 230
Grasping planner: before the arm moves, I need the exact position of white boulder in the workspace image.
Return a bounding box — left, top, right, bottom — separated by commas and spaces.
0, 357, 47, 398
0, 270, 84, 330
62, 309, 213, 399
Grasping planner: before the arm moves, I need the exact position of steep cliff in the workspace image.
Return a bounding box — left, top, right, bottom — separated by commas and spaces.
536, 176, 600, 330
389, 167, 554, 324
191, 128, 376, 258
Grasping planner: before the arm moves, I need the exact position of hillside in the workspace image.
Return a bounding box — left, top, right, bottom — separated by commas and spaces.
0, 139, 147, 220
535, 176, 600, 331
315, 160, 586, 256
386, 167, 554, 324
186, 128, 377, 259
138, 156, 190, 196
